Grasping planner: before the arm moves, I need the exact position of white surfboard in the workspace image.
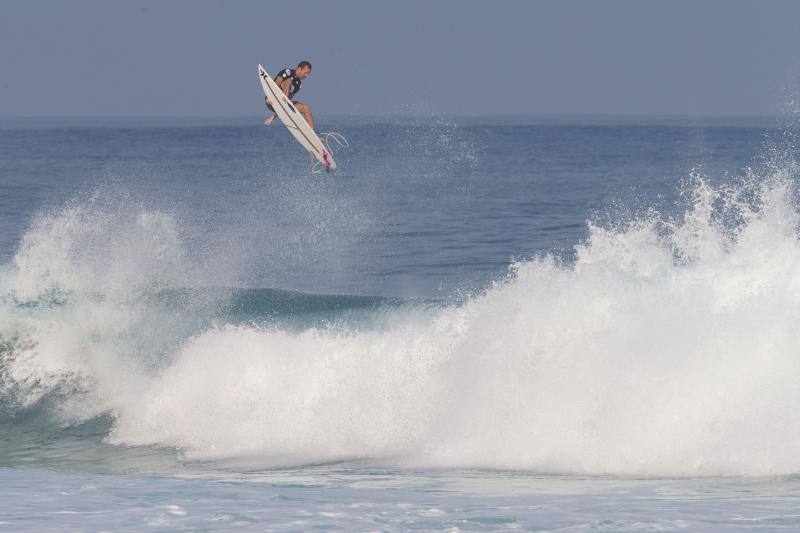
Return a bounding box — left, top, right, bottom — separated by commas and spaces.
258, 64, 336, 171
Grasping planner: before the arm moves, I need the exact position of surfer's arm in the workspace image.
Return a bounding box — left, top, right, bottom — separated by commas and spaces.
278, 78, 293, 98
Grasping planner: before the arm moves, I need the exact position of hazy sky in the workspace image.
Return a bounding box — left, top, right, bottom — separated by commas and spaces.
2, 0, 800, 117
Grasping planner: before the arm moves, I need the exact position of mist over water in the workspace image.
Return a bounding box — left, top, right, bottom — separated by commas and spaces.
2, 117, 800, 481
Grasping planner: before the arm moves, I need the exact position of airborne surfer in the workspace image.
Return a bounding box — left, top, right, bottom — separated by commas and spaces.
264, 60, 314, 129
258, 60, 344, 171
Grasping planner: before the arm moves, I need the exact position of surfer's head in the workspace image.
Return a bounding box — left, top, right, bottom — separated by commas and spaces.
296, 60, 312, 79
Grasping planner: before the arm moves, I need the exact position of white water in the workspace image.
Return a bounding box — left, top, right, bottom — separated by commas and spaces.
4, 172, 800, 477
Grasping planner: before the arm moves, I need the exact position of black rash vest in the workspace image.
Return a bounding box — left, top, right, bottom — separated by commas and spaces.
274, 68, 302, 99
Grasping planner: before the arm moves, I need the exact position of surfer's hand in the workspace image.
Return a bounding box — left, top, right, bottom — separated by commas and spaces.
265, 97, 273, 107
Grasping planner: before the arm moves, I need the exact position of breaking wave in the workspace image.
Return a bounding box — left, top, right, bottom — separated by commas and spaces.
3, 165, 800, 477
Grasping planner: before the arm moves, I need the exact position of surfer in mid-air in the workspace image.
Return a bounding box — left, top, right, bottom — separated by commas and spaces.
258, 59, 345, 171
264, 60, 314, 129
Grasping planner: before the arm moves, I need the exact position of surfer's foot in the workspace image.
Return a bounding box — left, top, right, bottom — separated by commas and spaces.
265, 115, 277, 126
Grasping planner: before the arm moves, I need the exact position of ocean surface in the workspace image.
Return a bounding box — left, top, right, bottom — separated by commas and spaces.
2, 113, 800, 530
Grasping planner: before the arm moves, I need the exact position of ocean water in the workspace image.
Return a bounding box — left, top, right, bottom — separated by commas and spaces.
2, 114, 800, 530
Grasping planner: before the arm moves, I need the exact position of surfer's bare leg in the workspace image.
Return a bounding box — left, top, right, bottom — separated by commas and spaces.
264, 97, 278, 125
294, 102, 315, 130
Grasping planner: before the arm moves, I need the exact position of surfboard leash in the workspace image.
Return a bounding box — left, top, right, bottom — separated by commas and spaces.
312, 132, 350, 174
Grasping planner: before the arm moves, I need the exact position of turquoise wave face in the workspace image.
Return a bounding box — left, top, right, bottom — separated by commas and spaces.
150, 287, 433, 329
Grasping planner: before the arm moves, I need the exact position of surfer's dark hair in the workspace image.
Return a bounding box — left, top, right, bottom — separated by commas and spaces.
297, 60, 312, 70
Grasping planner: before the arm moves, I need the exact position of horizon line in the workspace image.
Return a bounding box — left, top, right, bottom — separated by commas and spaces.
0, 111, 788, 120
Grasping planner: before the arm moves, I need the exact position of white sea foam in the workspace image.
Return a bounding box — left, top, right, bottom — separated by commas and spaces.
4, 171, 800, 476
0, 199, 190, 412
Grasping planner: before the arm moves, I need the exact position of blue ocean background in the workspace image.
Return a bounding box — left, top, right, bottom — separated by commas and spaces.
2, 113, 800, 530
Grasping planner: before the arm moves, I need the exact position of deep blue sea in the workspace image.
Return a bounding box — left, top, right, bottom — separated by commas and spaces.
2, 114, 800, 530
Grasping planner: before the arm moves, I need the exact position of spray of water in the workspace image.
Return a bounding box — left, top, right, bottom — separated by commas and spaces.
3, 163, 800, 476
